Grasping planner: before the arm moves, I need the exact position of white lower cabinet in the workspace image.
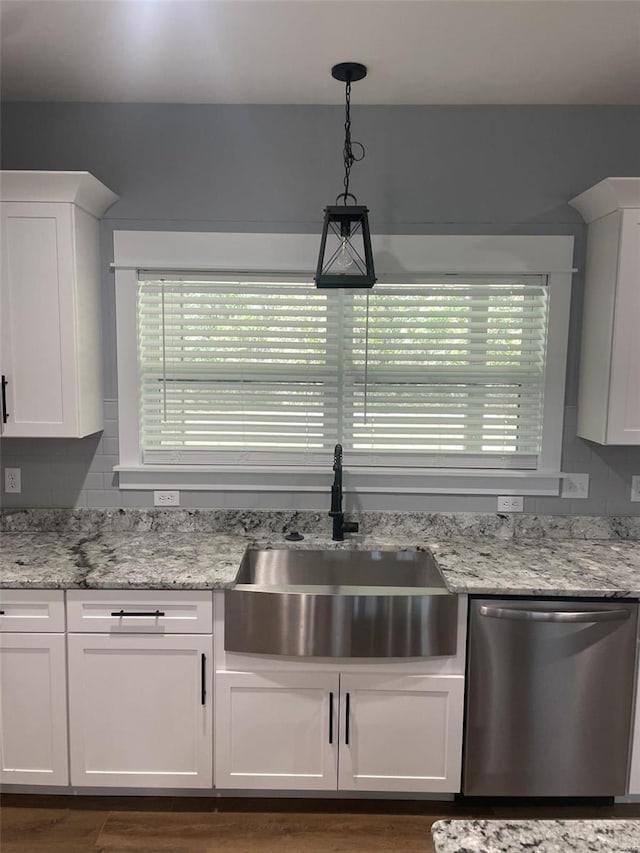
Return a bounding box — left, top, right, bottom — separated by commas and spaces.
2, 588, 466, 796
215, 670, 464, 793
68, 633, 213, 788
215, 671, 338, 790
0, 633, 69, 786
338, 673, 464, 793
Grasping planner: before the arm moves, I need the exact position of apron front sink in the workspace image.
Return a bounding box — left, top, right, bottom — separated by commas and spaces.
225, 549, 457, 658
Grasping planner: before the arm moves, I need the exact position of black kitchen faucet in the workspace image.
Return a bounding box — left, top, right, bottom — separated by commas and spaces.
329, 444, 359, 541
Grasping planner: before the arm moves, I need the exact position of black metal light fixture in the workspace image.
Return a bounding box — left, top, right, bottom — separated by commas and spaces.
315, 62, 376, 289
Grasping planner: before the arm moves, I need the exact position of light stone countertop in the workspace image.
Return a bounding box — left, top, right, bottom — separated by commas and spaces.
0, 531, 248, 589
431, 819, 640, 852
1, 527, 639, 596
428, 538, 640, 597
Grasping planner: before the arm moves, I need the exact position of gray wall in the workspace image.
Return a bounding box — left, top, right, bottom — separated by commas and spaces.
2, 103, 640, 514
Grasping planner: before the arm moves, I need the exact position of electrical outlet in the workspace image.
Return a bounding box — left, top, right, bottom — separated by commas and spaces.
497, 496, 524, 512
631, 476, 640, 503
4, 467, 21, 493
561, 473, 590, 499
153, 490, 180, 507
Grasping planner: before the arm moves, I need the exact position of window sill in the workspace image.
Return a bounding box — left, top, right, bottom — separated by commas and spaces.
114, 465, 563, 496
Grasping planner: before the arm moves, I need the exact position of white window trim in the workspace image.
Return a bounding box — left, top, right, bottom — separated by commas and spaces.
113, 231, 575, 496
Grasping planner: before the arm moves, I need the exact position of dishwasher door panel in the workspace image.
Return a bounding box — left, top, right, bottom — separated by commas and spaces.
463, 598, 638, 797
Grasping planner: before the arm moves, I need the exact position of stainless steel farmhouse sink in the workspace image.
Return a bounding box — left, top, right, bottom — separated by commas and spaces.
224, 549, 457, 658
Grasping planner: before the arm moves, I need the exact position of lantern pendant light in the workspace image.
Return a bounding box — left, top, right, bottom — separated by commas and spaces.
315, 62, 376, 289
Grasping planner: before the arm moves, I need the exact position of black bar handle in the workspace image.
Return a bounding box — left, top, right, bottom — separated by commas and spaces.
329, 692, 334, 744
110, 610, 165, 617
345, 692, 350, 746
201, 653, 206, 705
1, 375, 8, 423
0, 610, 5, 615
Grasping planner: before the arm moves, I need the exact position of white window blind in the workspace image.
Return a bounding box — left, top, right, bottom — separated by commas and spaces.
137, 276, 549, 468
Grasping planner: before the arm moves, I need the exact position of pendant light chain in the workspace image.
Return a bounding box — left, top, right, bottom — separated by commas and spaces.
341, 79, 365, 205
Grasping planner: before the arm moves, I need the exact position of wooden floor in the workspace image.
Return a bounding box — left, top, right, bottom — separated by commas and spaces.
2, 794, 640, 853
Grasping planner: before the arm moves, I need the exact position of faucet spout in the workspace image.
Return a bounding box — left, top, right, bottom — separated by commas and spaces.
330, 444, 343, 516
328, 443, 358, 541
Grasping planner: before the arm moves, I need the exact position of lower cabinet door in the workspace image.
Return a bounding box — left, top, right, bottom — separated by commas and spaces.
337, 673, 465, 793
68, 633, 212, 788
215, 671, 339, 790
0, 632, 69, 785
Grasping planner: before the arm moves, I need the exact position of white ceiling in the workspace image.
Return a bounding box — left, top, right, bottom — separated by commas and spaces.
1, 0, 640, 105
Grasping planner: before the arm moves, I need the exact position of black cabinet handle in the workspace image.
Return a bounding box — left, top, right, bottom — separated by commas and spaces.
0, 610, 5, 616
1, 375, 8, 423
110, 610, 165, 617
201, 653, 206, 706
329, 692, 334, 744
345, 692, 350, 746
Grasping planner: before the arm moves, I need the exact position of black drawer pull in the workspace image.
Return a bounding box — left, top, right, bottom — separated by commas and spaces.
201, 653, 206, 706
110, 610, 165, 617
329, 692, 334, 744
0, 610, 5, 615
1, 375, 8, 423
345, 692, 350, 746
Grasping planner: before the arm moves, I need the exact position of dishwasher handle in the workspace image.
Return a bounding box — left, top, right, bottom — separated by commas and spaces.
479, 605, 631, 623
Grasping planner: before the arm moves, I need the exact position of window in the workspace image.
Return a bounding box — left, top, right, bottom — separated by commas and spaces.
114, 232, 573, 496
137, 276, 549, 469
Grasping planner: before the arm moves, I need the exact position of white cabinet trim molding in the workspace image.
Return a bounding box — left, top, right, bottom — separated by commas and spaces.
569, 178, 640, 224
0, 171, 118, 218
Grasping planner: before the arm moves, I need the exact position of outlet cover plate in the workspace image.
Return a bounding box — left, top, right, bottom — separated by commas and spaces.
4, 467, 21, 493
561, 473, 590, 499
153, 490, 180, 507
632, 476, 640, 502
497, 496, 524, 512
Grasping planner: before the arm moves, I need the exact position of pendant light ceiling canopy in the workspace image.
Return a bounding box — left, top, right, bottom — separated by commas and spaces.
315, 62, 376, 289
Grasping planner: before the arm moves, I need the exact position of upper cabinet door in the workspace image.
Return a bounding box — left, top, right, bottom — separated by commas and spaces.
570, 179, 640, 445
0, 171, 118, 438
607, 210, 640, 444
1, 202, 82, 436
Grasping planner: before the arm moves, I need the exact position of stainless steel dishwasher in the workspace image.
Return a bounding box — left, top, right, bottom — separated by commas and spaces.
463, 597, 638, 797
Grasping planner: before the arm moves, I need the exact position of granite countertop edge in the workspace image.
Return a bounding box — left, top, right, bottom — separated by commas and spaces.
431, 818, 640, 853
1, 530, 639, 597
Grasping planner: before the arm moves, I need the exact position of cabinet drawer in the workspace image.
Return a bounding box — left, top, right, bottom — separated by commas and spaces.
0, 590, 65, 632
67, 590, 212, 634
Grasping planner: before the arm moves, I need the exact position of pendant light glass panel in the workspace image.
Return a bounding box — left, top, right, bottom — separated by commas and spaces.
315, 205, 376, 288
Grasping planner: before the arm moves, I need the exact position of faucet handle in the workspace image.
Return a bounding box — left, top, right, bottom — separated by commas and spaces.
343, 521, 359, 534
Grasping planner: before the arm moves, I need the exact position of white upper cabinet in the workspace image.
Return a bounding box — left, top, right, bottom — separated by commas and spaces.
570, 178, 640, 444
0, 171, 118, 437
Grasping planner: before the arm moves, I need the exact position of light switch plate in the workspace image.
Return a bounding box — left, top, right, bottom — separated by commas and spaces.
497, 496, 524, 512
631, 476, 640, 503
561, 473, 589, 499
